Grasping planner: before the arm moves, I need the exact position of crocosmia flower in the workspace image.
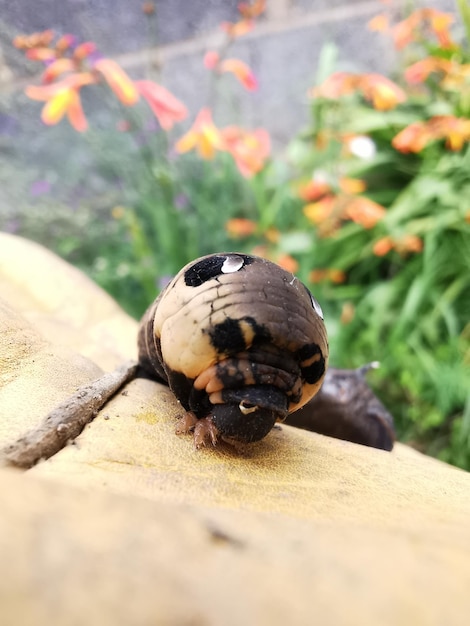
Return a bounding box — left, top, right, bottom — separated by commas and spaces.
344, 197, 386, 228
135, 80, 187, 130
175, 108, 226, 159
25, 73, 96, 131
222, 126, 270, 177
93, 58, 139, 105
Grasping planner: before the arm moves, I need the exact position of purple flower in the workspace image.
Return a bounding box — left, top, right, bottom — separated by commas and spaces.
30, 180, 51, 196
174, 193, 189, 210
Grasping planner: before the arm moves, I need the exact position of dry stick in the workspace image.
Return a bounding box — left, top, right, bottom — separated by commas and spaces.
0, 360, 138, 470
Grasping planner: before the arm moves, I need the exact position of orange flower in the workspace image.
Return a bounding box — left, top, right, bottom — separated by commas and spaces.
368, 14, 389, 32
93, 58, 139, 106
328, 269, 346, 284
311, 72, 406, 110
373, 236, 394, 256
222, 126, 270, 177
309, 269, 328, 283
221, 19, 254, 38
42, 58, 76, 83
441, 64, 470, 90
340, 302, 355, 325
339, 177, 366, 194
277, 254, 298, 274
25, 47, 57, 61
219, 58, 258, 91
373, 234, 423, 256
392, 121, 431, 153
310, 72, 359, 99
344, 197, 386, 228
393, 116, 470, 153
392, 8, 455, 50
359, 74, 406, 110
303, 196, 335, 224
392, 13, 420, 49
265, 227, 280, 243
430, 116, 470, 151
135, 80, 187, 130
238, 0, 266, 18
225, 218, 257, 237
204, 52, 258, 91
297, 179, 331, 201
25, 73, 95, 131
425, 8, 454, 48
405, 57, 452, 84
309, 268, 345, 284
13, 30, 54, 49
142, 2, 155, 15
398, 235, 423, 254
73, 41, 97, 60
175, 108, 226, 159
203, 50, 220, 69
55, 34, 75, 52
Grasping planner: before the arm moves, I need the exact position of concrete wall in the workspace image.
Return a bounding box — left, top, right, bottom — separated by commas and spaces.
0, 0, 456, 143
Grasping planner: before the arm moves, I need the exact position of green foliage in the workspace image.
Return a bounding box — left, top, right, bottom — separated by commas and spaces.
263, 9, 470, 467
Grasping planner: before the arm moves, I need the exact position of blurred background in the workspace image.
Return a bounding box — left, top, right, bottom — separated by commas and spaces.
0, 0, 469, 468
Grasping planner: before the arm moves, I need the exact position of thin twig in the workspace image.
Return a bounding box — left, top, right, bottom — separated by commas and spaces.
0, 360, 138, 470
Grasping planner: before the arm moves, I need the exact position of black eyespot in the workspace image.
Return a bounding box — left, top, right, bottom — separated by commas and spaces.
297, 343, 326, 384
208, 318, 247, 354
184, 254, 254, 287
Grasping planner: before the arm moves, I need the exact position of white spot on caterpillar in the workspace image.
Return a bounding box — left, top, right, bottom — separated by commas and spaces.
222, 255, 244, 274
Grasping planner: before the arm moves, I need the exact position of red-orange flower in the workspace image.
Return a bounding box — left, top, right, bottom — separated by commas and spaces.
135, 80, 187, 130
73, 41, 97, 60
303, 196, 335, 224
430, 116, 470, 151
221, 19, 254, 38
238, 0, 266, 19
398, 235, 423, 254
225, 218, 257, 237
339, 177, 366, 194
405, 57, 452, 84
42, 58, 76, 83
203, 50, 220, 70
393, 116, 470, 153
344, 197, 386, 228
297, 179, 331, 202
310, 72, 359, 99
93, 58, 139, 106
310, 268, 346, 284
204, 51, 258, 91
220, 58, 258, 90
359, 74, 407, 110
25, 47, 57, 61
175, 108, 226, 159
311, 72, 406, 110
25, 73, 95, 131
277, 254, 299, 274
373, 236, 394, 256
392, 8, 455, 50
373, 234, 423, 256
367, 14, 389, 32
222, 126, 270, 177
391, 121, 431, 153
13, 30, 54, 50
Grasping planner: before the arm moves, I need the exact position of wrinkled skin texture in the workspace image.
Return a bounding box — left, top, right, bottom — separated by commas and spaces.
138, 253, 329, 445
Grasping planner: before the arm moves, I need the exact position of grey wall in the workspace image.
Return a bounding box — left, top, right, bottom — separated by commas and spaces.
0, 0, 457, 142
